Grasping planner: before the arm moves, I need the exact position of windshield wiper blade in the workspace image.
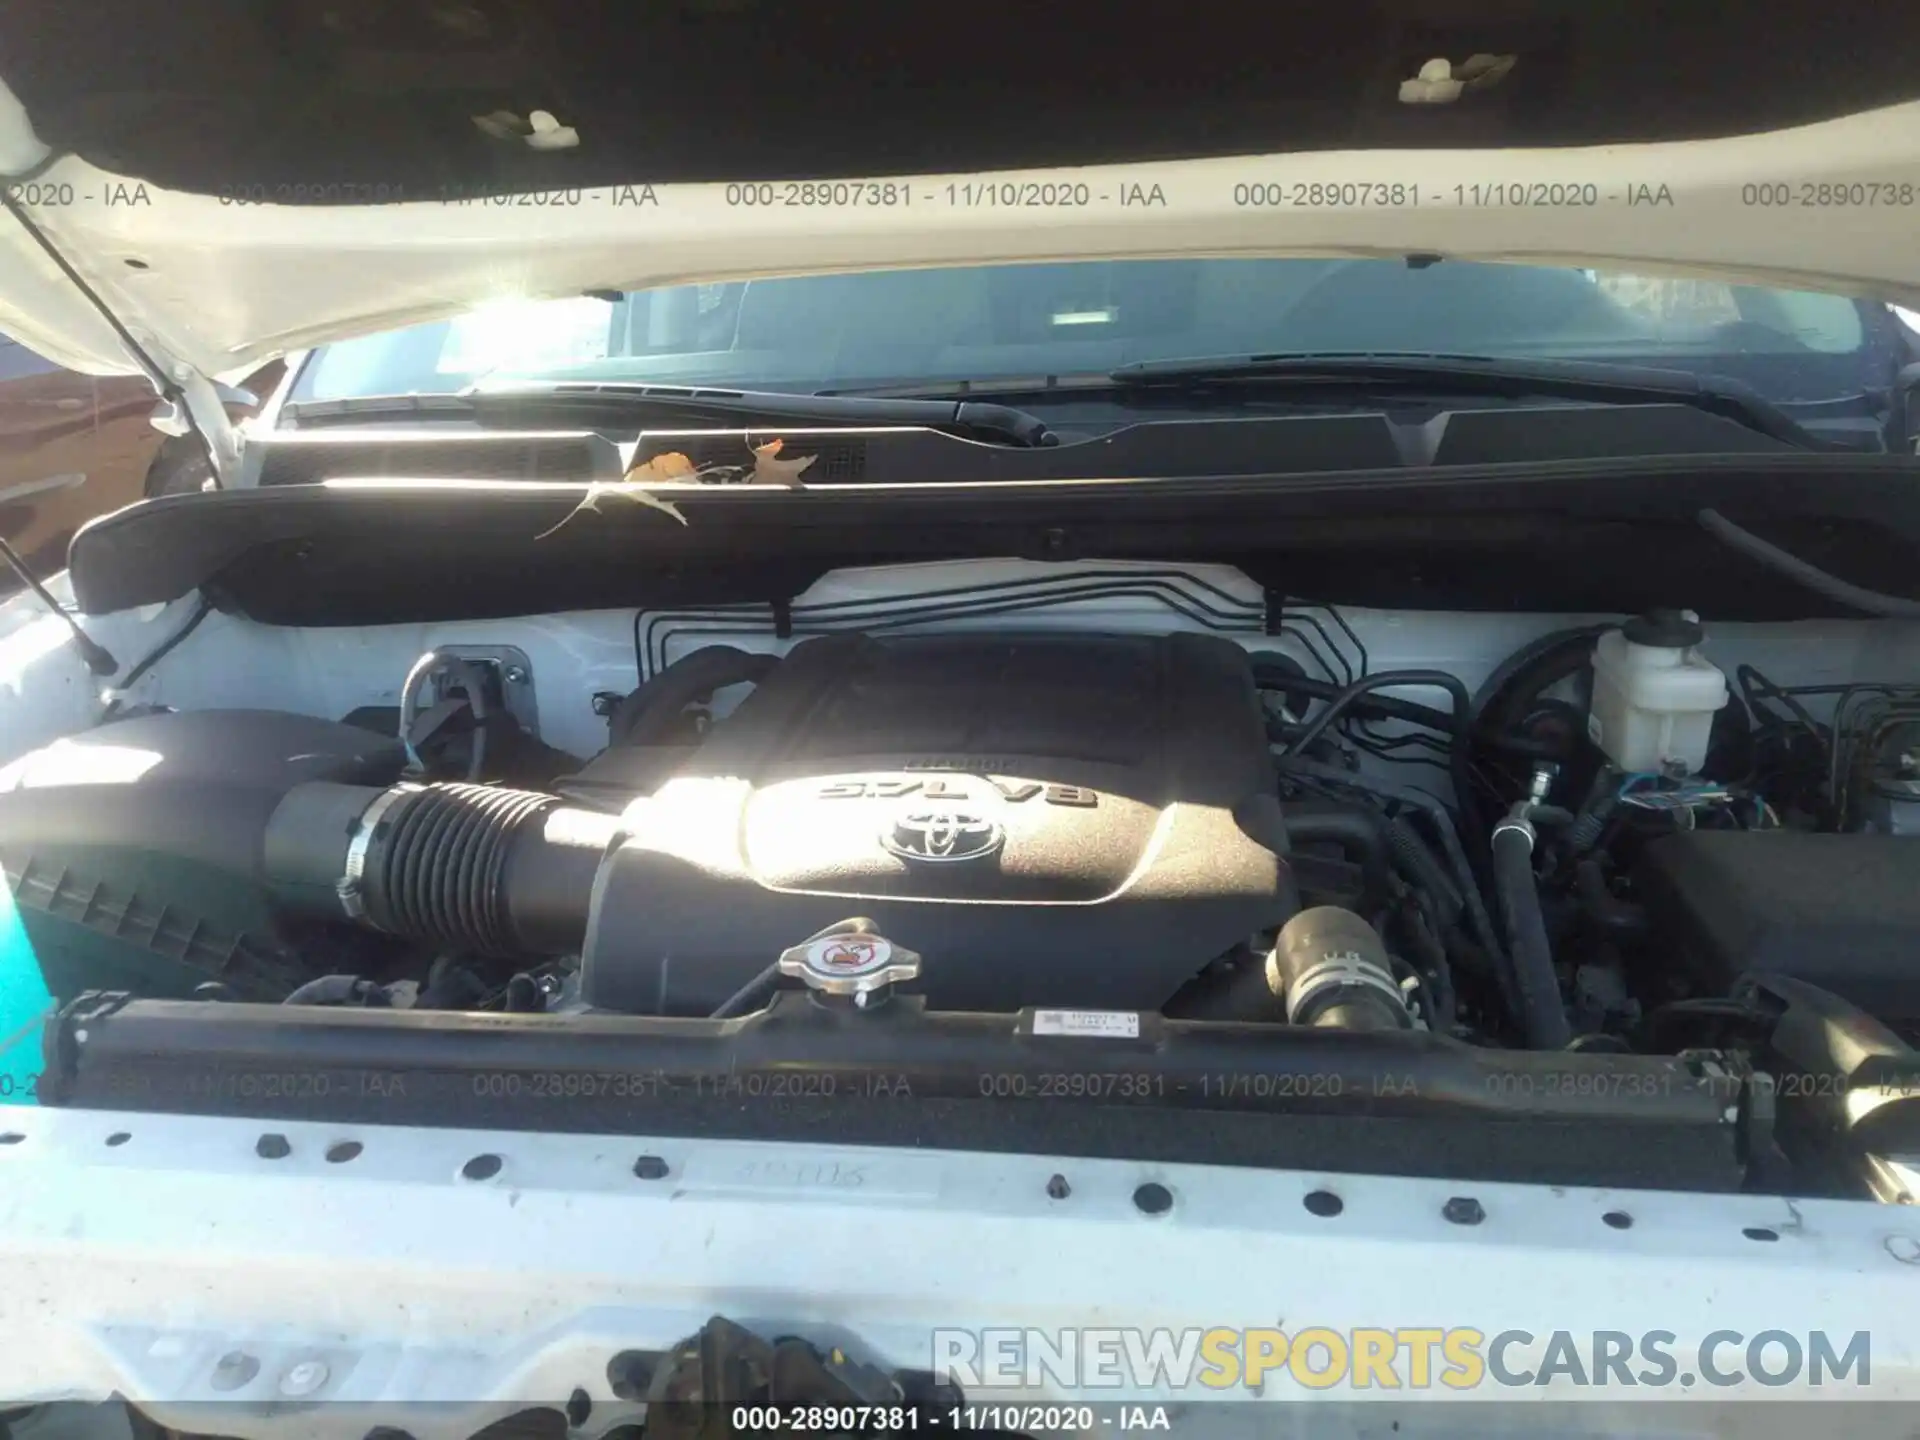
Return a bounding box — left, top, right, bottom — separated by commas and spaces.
464, 379, 1057, 447
1107, 351, 1841, 451
282, 393, 477, 425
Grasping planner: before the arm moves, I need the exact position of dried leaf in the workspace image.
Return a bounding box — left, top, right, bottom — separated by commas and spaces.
532, 437, 807, 537
749, 437, 816, 486
471, 110, 528, 140
626, 450, 699, 482
524, 109, 580, 151
1458, 53, 1517, 90
534, 481, 688, 539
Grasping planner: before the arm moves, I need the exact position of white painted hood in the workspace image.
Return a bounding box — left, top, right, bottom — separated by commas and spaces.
4, 78, 1920, 386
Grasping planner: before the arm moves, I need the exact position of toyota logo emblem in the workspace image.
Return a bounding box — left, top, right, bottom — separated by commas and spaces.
882, 808, 1004, 863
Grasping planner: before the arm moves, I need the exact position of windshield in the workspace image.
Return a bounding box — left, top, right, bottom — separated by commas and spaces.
289, 258, 1882, 407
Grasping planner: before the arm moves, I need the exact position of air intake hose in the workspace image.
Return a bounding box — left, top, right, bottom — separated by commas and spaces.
266, 781, 618, 956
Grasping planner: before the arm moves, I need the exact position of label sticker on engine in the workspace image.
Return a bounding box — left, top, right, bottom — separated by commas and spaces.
1031, 1009, 1141, 1039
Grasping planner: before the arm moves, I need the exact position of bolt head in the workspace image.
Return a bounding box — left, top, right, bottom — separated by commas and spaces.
1442, 1195, 1486, 1225
279, 1359, 329, 1396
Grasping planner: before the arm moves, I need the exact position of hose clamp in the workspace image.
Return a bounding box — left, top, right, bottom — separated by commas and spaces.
1493, 813, 1538, 850
1283, 949, 1410, 1026
336, 784, 421, 921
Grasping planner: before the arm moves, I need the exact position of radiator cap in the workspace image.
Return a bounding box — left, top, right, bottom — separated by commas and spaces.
777, 917, 921, 1006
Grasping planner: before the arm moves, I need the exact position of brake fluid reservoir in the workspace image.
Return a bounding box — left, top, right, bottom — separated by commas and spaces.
1587, 609, 1729, 773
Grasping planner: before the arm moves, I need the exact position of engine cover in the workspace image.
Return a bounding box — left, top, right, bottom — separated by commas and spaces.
580, 631, 1295, 1014
1636, 830, 1920, 1020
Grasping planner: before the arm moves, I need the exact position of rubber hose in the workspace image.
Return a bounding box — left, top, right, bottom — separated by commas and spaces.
610, 645, 779, 748
1400, 907, 1459, 1030
361, 783, 559, 954
1286, 802, 1393, 909
1252, 662, 1456, 734
1386, 817, 1463, 930
1278, 668, 1483, 854
1254, 658, 1561, 759
710, 963, 782, 1020
1269, 906, 1412, 1030
1282, 669, 1473, 758
1698, 508, 1920, 619
1491, 823, 1572, 1049
1567, 803, 1612, 852
1574, 859, 1649, 936
504, 974, 546, 1013
1275, 755, 1507, 987
1567, 769, 1620, 852
1245, 651, 1312, 718
440, 658, 493, 782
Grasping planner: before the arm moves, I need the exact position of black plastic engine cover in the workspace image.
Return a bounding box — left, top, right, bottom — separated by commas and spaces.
581, 631, 1294, 1014
1637, 830, 1920, 1020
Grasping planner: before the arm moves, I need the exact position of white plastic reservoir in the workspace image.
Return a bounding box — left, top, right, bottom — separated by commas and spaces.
1587, 610, 1729, 774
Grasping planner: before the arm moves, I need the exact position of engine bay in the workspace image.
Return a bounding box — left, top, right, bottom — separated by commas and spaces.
5, 561, 1920, 1199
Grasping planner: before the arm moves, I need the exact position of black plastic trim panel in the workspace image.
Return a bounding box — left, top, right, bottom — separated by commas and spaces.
66, 455, 1920, 624
39, 991, 1751, 1192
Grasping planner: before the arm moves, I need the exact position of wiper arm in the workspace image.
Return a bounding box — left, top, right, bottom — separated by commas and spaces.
1107, 351, 1840, 451
466, 379, 1057, 447
282, 383, 1056, 446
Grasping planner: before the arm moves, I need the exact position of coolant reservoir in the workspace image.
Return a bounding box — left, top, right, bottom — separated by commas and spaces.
1587, 610, 1729, 773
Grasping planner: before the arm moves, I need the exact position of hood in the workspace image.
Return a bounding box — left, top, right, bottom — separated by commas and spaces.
4, 0, 1920, 383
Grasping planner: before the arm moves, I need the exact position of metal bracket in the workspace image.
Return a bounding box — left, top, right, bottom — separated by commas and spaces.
1263, 587, 1286, 636
156, 366, 245, 491
425, 644, 541, 739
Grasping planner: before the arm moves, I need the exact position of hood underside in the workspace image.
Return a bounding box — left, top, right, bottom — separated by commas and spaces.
3, 0, 1920, 379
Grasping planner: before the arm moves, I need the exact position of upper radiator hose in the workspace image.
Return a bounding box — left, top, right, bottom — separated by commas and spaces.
266, 781, 618, 956
1267, 906, 1413, 1031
